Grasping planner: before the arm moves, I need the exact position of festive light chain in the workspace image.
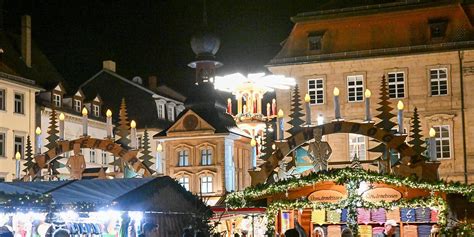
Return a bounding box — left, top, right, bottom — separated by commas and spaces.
226, 168, 474, 207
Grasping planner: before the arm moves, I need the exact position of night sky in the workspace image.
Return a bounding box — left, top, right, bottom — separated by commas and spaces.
3, 0, 322, 95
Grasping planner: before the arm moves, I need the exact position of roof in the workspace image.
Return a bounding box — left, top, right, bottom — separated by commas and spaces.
0, 31, 64, 89
269, 1, 474, 66
79, 70, 177, 129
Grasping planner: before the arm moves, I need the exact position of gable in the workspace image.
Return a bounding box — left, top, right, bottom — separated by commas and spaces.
166, 110, 215, 136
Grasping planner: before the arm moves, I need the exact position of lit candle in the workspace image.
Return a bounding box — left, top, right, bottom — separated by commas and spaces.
272, 98, 276, 116
106, 109, 113, 138
130, 120, 137, 149
278, 109, 284, 140
156, 143, 163, 174
59, 113, 65, 140
227, 98, 232, 115
15, 152, 21, 179
429, 128, 437, 161
397, 101, 404, 134
266, 103, 271, 118
35, 127, 41, 154
333, 87, 341, 120
364, 89, 372, 122
82, 107, 88, 136
243, 104, 247, 114
304, 94, 311, 125
250, 138, 257, 169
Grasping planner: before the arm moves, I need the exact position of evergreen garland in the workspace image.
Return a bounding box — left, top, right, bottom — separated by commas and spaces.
409, 107, 427, 161
286, 84, 305, 136
23, 135, 34, 173
139, 129, 154, 173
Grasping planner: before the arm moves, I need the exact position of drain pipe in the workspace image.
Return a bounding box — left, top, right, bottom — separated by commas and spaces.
458, 50, 468, 184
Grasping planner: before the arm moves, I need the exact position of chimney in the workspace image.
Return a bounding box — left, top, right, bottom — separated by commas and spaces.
148, 76, 157, 90
102, 60, 116, 72
21, 15, 31, 68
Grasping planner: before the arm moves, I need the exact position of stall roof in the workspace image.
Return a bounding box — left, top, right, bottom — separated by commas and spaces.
0, 182, 41, 195
4, 180, 73, 194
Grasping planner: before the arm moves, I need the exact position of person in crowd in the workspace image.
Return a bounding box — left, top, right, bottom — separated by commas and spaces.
138, 223, 158, 237
312, 227, 325, 237
341, 228, 353, 237
375, 220, 397, 237
284, 228, 299, 237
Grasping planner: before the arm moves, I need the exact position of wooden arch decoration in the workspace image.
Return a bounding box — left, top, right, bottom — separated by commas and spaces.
249, 121, 438, 186
29, 137, 152, 179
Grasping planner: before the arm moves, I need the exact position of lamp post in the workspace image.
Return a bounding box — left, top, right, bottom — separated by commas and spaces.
156, 143, 163, 174
364, 89, 372, 122
106, 109, 113, 139
59, 113, 65, 140
82, 107, 88, 136
333, 87, 341, 120
277, 109, 284, 140
15, 152, 21, 179
304, 94, 311, 125
35, 127, 41, 154
397, 101, 404, 134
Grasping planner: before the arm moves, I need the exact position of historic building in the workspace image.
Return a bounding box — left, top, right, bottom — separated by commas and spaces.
268, 1, 474, 183
154, 20, 253, 205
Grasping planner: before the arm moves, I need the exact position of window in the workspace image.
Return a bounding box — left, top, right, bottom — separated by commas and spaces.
433, 125, 451, 159
0, 89, 5, 111
102, 152, 107, 164
167, 105, 175, 121
429, 20, 448, 39
178, 150, 189, 166
53, 94, 62, 107
14, 136, 24, 158
430, 68, 448, 96
308, 79, 324, 105
201, 148, 212, 165
308, 36, 322, 51
0, 133, 5, 157
178, 176, 190, 191
157, 104, 165, 119
347, 75, 364, 102
14, 93, 23, 114
349, 134, 366, 160
387, 72, 405, 98
74, 100, 82, 112
90, 150, 96, 163
201, 176, 213, 193
93, 105, 100, 117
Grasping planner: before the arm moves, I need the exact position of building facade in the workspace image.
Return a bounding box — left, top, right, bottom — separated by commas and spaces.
269, 1, 474, 183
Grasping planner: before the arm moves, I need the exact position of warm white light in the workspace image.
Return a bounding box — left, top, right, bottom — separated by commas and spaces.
429, 128, 436, 138
365, 89, 371, 98
333, 87, 340, 96
317, 114, 324, 125
59, 113, 65, 121
15, 152, 21, 160
277, 109, 284, 118
82, 107, 88, 116
397, 100, 404, 110
227, 98, 231, 103
214, 73, 296, 93
129, 211, 143, 223
304, 94, 310, 103
106, 109, 112, 117
156, 143, 163, 152
250, 138, 257, 147
35, 127, 42, 135
272, 98, 276, 104
272, 144, 276, 150
59, 210, 78, 221
130, 120, 136, 129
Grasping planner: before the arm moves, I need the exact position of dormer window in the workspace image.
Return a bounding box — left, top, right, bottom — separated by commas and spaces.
308, 31, 325, 51
429, 19, 448, 39
93, 104, 100, 117
74, 99, 82, 112
167, 104, 175, 121
53, 94, 62, 107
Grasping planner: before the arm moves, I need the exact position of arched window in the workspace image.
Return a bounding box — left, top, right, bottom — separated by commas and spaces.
201, 147, 213, 165
177, 150, 189, 166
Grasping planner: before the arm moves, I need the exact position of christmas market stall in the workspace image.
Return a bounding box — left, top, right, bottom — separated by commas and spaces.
0, 176, 210, 237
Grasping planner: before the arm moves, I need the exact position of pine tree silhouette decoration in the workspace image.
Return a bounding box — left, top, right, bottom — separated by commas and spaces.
369, 76, 399, 172
116, 98, 131, 147
260, 122, 274, 160
23, 135, 35, 173
286, 84, 305, 136
139, 129, 154, 173
409, 107, 427, 161
46, 109, 62, 175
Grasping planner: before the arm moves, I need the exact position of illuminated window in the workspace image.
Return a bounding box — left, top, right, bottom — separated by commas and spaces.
90, 150, 96, 163
53, 94, 61, 107
387, 72, 405, 98
14, 93, 24, 114
178, 150, 189, 166
349, 134, 366, 160
201, 148, 212, 165
430, 68, 448, 96
308, 79, 324, 105
93, 105, 100, 117
347, 75, 364, 102
433, 125, 451, 159
14, 136, 23, 158
157, 104, 165, 119
178, 176, 190, 191
74, 99, 82, 112
201, 176, 213, 193
167, 105, 175, 121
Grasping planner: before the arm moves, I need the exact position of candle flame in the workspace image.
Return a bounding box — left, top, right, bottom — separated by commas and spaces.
82, 107, 88, 116
130, 120, 136, 129
397, 100, 404, 110
250, 138, 257, 147
429, 128, 436, 138
106, 109, 112, 117
333, 87, 340, 96
364, 89, 371, 98
35, 127, 42, 135
227, 98, 231, 103
15, 152, 21, 160
59, 113, 65, 121
304, 94, 310, 103
156, 143, 163, 152
277, 109, 284, 118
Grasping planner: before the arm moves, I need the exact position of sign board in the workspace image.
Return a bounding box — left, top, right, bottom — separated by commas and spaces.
362, 187, 402, 203
308, 190, 347, 203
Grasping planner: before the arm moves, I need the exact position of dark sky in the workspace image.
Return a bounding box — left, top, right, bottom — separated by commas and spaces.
3, 0, 321, 95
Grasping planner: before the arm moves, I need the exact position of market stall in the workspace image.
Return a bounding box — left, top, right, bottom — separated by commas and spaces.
211, 207, 267, 236
226, 168, 474, 236
0, 176, 210, 237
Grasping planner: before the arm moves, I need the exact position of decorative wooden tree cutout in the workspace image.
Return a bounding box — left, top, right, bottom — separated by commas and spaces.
139, 129, 154, 174
286, 84, 305, 136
